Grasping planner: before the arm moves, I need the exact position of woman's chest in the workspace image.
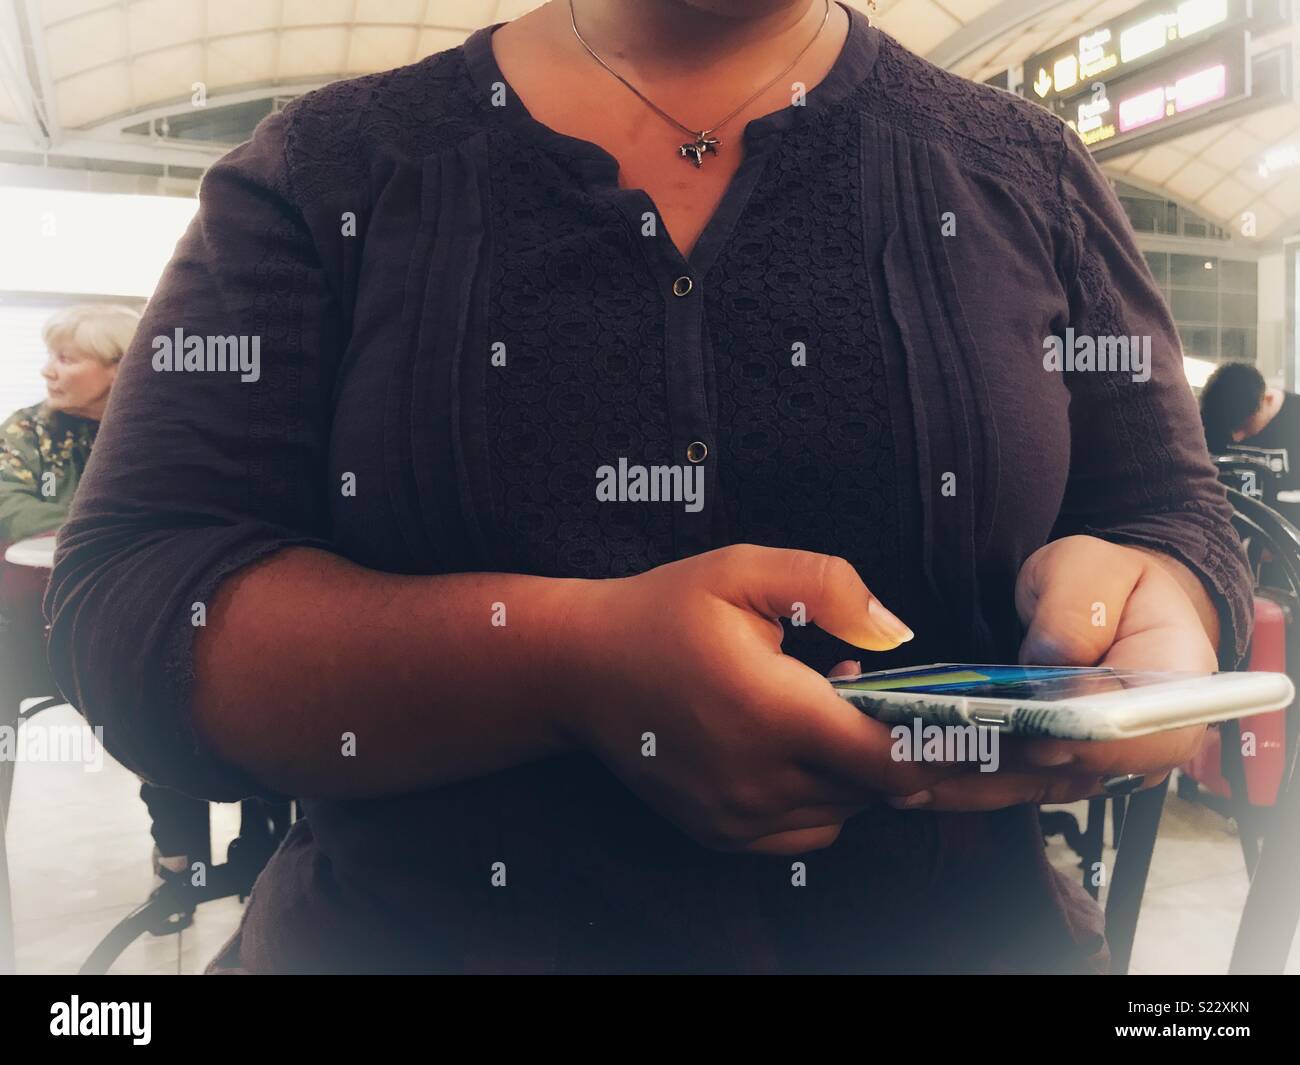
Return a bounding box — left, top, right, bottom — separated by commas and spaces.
328, 126, 1075, 595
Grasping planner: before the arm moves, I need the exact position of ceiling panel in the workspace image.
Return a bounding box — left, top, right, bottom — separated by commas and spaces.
206, 33, 278, 92
1199, 175, 1258, 220
40, 0, 114, 27
453, 1, 522, 28
0, 75, 18, 125
1126, 145, 1194, 185
875, 0, 963, 55
55, 62, 130, 128
345, 25, 421, 75
276, 26, 350, 82
416, 26, 473, 58
205, 0, 279, 38
281, 0, 355, 27
1164, 157, 1228, 202
127, 0, 204, 54
43, 4, 127, 80
127, 42, 204, 106
0, 0, 1290, 241
356, 0, 428, 26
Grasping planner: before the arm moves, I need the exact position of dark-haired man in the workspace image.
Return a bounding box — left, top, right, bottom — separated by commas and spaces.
1199, 361, 1300, 523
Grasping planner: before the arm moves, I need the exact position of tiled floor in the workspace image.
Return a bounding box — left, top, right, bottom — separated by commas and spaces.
6, 704, 244, 975
5, 703, 1298, 974
1044, 792, 1299, 974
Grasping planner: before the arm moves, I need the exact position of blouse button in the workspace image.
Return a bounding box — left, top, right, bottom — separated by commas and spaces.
672, 276, 693, 297
686, 440, 708, 463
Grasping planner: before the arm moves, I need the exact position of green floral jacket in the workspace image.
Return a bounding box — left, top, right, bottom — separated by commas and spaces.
0, 402, 97, 543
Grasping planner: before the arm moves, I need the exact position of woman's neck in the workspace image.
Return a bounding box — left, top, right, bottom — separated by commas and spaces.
46, 401, 103, 424
557, 0, 836, 81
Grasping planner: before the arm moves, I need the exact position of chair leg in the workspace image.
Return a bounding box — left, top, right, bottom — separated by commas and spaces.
1081, 797, 1106, 899
1040, 801, 1107, 900
0, 810, 14, 976
1219, 719, 1262, 874
0, 690, 21, 976
1230, 741, 1300, 974
1105, 775, 1169, 975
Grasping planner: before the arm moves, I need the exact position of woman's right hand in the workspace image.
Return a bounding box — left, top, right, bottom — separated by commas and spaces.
550, 544, 966, 855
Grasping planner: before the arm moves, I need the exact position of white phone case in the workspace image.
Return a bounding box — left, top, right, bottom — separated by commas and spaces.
832, 664, 1295, 741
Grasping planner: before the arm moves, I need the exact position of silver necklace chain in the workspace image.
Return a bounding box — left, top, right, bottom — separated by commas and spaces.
567, 0, 832, 167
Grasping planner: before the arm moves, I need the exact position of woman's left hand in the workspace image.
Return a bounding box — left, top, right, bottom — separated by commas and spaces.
898, 535, 1218, 812
1016, 534, 1217, 675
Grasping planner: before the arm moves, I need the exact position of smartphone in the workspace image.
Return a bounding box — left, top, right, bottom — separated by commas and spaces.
829, 663, 1295, 741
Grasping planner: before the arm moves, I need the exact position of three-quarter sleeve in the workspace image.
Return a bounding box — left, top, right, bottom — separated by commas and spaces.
0, 435, 65, 542
1050, 123, 1253, 669
45, 107, 343, 802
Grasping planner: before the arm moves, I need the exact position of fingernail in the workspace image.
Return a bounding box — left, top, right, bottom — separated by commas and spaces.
887, 790, 932, 810
1026, 746, 1075, 767
868, 598, 914, 643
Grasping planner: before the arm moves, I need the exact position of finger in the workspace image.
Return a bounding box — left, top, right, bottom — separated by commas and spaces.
746, 802, 870, 835
1102, 628, 1216, 672
1016, 725, 1208, 776
773, 658, 973, 795
709, 788, 874, 849
807, 727, 976, 797
827, 659, 862, 678
1016, 537, 1142, 665
891, 770, 1102, 813
740, 823, 845, 855
1095, 564, 1218, 672
769, 761, 933, 809
717, 546, 914, 651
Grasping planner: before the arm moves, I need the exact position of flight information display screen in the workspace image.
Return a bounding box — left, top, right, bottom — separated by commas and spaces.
1051, 30, 1249, 150
1024, 0, 1243, 108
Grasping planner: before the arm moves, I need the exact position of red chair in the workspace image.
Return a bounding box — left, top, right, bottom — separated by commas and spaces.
1042, 484, 1300, 974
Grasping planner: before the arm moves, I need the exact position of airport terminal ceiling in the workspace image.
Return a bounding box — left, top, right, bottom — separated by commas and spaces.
0, 0, 1297, 241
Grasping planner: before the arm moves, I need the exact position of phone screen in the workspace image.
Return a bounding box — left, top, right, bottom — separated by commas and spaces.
830, 664, 1203, 701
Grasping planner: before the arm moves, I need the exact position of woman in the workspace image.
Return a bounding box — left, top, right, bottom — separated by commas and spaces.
0, 304, 133, 542
0, 304, 219, 913
47, 0, 1251, 974
0, 304, 130, 861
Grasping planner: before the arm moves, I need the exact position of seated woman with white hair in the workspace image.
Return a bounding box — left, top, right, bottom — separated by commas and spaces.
0, 304, 138, 541
0, 302, 209, 926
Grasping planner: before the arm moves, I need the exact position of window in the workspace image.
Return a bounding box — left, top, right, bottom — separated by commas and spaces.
1115, 180, 1229, 240
1119, 186, 1257, 366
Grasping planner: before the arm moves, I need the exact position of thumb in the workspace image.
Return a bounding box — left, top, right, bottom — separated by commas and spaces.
1016, 538, 1141, 665
717, 546, 914, 652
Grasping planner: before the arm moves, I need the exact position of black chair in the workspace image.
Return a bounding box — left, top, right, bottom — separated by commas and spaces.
1179, 486, 1300, 873
78, 797, 293, 974
1220, 487, 1300, 973
0, 615, 291, 974
1040, 776, 1170, 974
1043, 484, 1300, 974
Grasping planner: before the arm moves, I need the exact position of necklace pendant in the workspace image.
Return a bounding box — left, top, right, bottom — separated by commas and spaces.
679, 132, 720, 168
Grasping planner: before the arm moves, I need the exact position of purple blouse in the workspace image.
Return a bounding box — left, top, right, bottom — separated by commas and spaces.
46, 4, 1252, 973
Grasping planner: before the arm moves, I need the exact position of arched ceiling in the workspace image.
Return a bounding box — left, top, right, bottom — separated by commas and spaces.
0, 0, 1297, 240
